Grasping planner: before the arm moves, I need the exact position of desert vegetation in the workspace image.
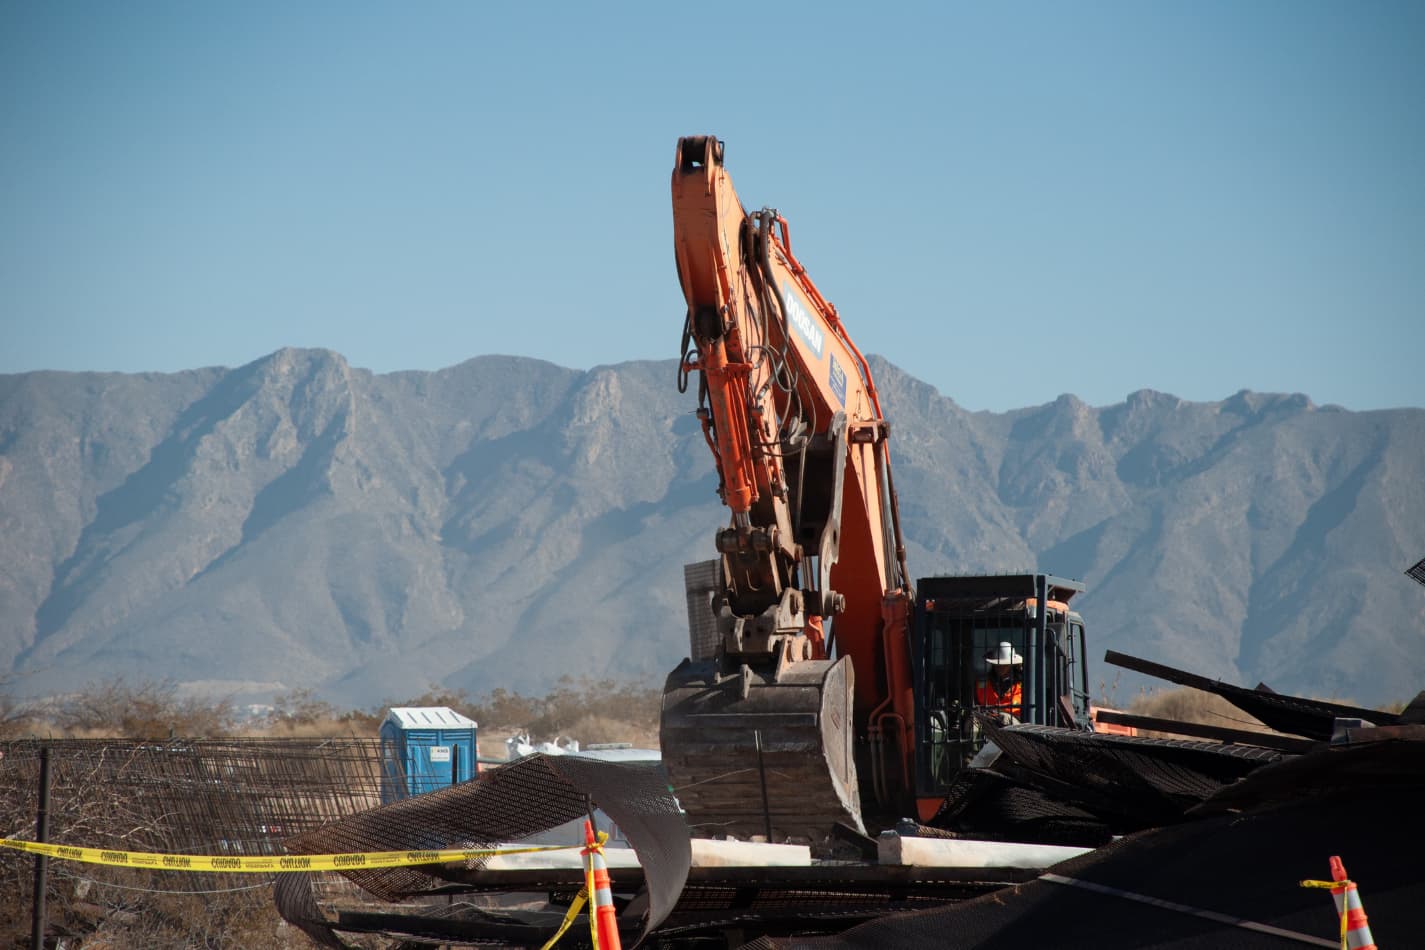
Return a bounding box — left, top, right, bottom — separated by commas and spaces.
1, 674, 664, 747
1127, 685, 1272, 733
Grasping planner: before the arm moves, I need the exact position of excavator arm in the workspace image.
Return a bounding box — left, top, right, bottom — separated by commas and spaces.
661, 136, 918, 846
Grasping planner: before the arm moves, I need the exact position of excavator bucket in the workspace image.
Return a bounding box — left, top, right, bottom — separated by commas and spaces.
660, 656, 865, 849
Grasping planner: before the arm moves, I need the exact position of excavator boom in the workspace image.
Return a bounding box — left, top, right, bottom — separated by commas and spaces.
661, 137, 917, 848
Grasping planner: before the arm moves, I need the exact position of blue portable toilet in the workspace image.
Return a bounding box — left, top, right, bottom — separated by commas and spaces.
379, 706, 479, 803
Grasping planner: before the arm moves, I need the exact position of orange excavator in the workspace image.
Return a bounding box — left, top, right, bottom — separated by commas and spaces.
660, 136, 1097, 849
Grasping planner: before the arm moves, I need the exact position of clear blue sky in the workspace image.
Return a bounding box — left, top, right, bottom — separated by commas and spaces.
3, 2, 1422, 411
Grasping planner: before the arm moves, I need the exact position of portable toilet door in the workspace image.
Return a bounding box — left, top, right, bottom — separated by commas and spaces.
379, 706, 479, 803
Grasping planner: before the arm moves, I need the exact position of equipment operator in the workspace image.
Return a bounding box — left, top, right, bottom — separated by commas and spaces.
976, 642, 1024, 720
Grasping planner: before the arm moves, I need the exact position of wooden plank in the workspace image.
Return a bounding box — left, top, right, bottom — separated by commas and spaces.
1093, 710, 1315, 752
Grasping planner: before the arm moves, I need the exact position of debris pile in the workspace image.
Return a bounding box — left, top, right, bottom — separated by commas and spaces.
278, 653, 1424, 947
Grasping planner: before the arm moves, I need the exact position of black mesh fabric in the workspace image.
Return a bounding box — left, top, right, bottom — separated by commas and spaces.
741, 773, 1425, 949
928, 769, 1113, 846
276, 753, 690, 948
981, 722, 1282, 826
273, 872, 349, 949
1195, 730, 1425, 812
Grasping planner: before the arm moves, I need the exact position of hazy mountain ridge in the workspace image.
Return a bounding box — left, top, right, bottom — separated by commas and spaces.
2, 349, 1421, 707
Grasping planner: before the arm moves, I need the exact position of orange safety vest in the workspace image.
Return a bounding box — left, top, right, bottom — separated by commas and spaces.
975, 680, 1022, 718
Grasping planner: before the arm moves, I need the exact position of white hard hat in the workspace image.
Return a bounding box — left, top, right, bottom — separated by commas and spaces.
985, 641, 1023, 666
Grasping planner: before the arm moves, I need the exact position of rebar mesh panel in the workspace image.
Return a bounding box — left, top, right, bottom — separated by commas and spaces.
0, 738, 383, 886
279, 753, 690, 947
1408, 556, 1425, 587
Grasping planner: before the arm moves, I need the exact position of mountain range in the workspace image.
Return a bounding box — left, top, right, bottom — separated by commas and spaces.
2, 348, 1421, 709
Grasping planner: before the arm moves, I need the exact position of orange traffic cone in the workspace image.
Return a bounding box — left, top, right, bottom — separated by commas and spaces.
1326, 856, 1377, 950
582, 819, 621, 950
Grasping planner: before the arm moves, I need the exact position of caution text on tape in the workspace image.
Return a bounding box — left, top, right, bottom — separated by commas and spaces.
0, 838, 576, 873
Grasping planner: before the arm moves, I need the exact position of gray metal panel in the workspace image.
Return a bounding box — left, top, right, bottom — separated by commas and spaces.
683, 559, 722, 661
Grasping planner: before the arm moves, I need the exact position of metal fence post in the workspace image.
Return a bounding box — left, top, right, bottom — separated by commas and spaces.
31, 744, 51, 950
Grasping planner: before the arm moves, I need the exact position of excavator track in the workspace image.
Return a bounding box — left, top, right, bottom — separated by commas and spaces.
660, 656, 864, 850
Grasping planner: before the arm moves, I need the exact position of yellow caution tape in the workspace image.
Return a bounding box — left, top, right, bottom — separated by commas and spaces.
1299, 879, 1354, 950
0, 838, 576, 874
539, 886, 590, 950
586, 833, 601, 950
540, 830, 610, 950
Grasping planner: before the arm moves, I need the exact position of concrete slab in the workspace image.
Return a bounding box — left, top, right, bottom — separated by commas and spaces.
877, 834, 1091, 869
481, 845, 639, 870
691, 838, 812, 867
479, 837, 812, 870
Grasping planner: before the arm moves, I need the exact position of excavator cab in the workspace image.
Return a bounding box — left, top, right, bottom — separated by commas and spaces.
911, 574, 1092, 808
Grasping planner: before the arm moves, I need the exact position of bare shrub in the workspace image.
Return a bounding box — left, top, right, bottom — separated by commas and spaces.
470, 675, 661, 744
1129, 686, 1270, 733
1380, 696, 1413, 715
386, 685, 472, 712
27, 873, 294, 949
559, 712, 660, 748
51, 678, 238, 738
253, 688, 379, 737
0, 686, 42, 739
461, 686, 540, 731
